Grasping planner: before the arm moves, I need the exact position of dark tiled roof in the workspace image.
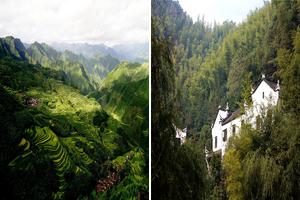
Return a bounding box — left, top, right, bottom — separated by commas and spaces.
252, 79, 277, 94
222, 109, 240, 125
218, 79, 277, 126
264, 79, 277, 91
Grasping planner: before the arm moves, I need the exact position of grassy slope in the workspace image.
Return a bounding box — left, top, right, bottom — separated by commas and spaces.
100, 62, 149, 122
0, 56, 149, 199
87, 62, 149, 199
27, 42, 95, 94
0, 58, 120, 199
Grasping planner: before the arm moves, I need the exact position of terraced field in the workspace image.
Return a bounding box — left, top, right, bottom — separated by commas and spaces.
28, 127, 72, 196
2, 74, 113, 198
0, 55, 148, 199
97, 148, 148, 199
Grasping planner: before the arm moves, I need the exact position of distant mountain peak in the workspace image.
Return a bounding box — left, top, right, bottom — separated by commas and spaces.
51, 42, 118, 58
51, 42, 149, 63
28, 41, 60, 61
0, 36, 28, 60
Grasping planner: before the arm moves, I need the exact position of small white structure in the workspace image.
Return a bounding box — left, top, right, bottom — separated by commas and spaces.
212, 75, 280, 156
175, 126, 187, 145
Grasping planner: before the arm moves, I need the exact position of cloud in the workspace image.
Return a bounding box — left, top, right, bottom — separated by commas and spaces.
0, 0, 149, 46
178, 0, 267, 24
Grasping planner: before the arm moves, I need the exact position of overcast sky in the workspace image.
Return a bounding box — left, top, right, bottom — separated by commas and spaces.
0, 0, 149, 46
178, 0, 267, 24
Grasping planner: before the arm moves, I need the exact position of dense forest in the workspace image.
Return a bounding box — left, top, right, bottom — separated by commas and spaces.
0, 36, 148, 199
152, 0, 300, 199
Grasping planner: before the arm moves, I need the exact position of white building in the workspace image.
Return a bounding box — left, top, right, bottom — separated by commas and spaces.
176, 127, 187, 145
212, 75, 280, 156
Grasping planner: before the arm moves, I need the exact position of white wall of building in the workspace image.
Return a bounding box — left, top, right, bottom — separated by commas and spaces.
176, 127, 187, 145
211, 79, 279, 156
219, 117, 242, 156
251, 81, 279, 117
212, 110, 228, 152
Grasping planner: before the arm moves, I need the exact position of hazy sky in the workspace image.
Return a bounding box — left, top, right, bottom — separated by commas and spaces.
178, 0, 267, 24
0, 0, 149, 46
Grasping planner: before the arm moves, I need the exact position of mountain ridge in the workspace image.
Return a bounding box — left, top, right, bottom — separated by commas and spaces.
0, 36, 123, 93
0, 35, 149, 199
52, 41, 149, 63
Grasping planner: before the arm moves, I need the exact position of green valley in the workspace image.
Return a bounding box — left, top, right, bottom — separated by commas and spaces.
0, 36, 148, 199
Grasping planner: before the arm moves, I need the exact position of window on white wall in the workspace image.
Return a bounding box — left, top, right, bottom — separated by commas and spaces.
262, 92, 264, 99
232, 124, 236, 135
241, 120, 245, 126
215, 136, 217, 148
223, 129, 227, 142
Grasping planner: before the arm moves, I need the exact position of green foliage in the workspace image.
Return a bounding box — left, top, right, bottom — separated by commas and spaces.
155, 0, 281, 134
91, 61, 149, 198
60, 50, 120, 82
208, 153, 227, 200
28, 42, 95, 94
224, 107, 300, 200
223, 149, 244, 200
153, 1, 300, 200
0, 38, 148, 199
239, 72, 253, 113
105, 149, 148, 200
277, 29, 300, 114
0, 36, 29, 60
199, 124, 212, 151
215, 7, 300, 199
98, 62, 149, 151
1, 37, 118, 94
152, 14, 208, 199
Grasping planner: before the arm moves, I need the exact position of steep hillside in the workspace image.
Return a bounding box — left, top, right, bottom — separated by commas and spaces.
28, 42, 60, 63
153, 0, 236, 133
27, 42, 95, 94
24, 40, 121, 88
94, 62, 149, 199
152, 0, 300, 199
100, 62, 148, 123
0, 36, 29, 60
0, 37, 96, 94
0, 41, 148, 199
60, 50, 120, 82
1, 37, 122, 94
94, 62, 149, 153
0, 58, 108, 199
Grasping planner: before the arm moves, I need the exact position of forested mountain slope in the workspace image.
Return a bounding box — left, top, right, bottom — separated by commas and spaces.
0, 36, 124, 93
27, 42, 95, 94
93, 62, 149, 150
153, 0, 299, 137
152, 0, 300, 199
152, 10, 208, 200
0, 37, 148, 199
152, 0, 236, 133
60, 50, 120, 83
27, 41, 122, 90
95, 62, 149, 199
0, 36, 30, 60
